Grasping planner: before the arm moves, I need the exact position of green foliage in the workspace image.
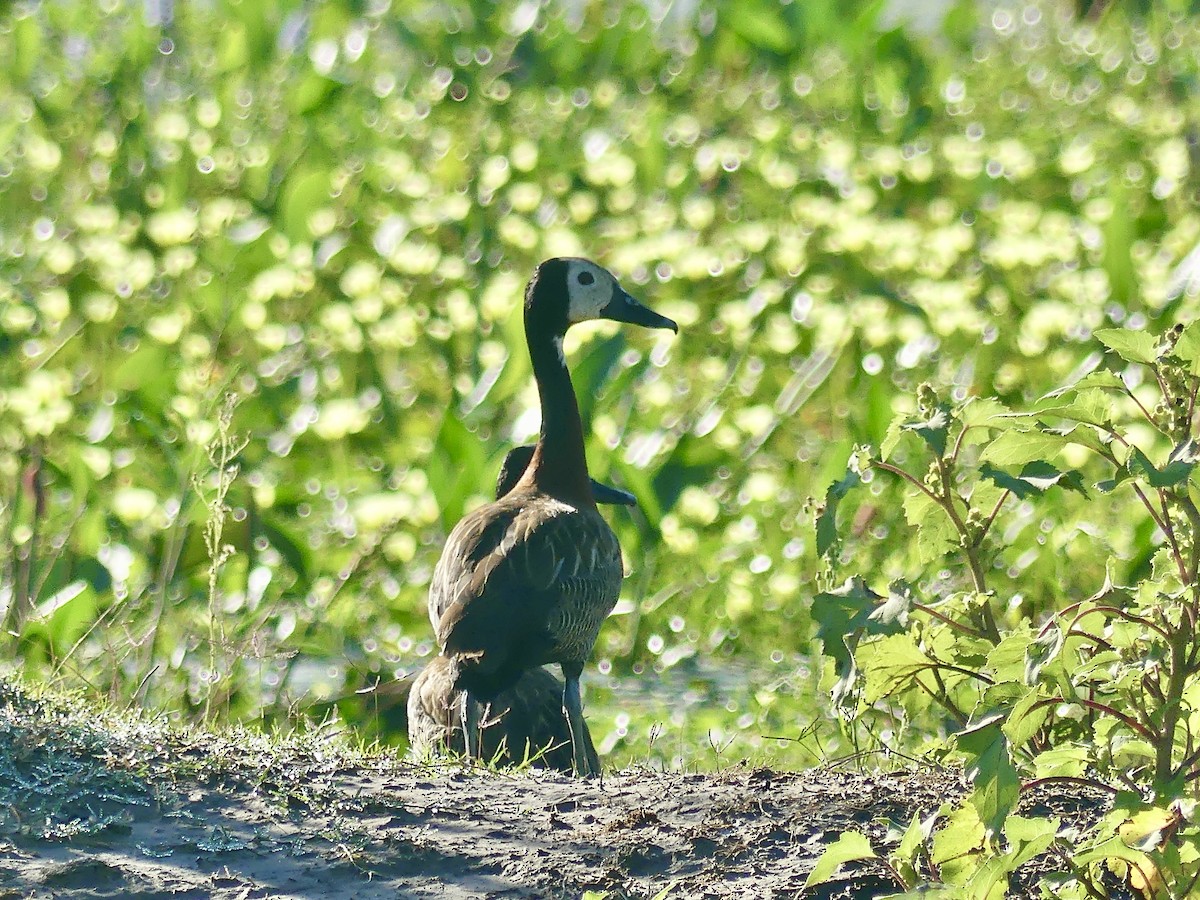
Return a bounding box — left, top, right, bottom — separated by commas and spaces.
812, 321, 1200, 893
1, 0, 1200, 804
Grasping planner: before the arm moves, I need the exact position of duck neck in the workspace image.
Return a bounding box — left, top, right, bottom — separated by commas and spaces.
524, 323, 595, 508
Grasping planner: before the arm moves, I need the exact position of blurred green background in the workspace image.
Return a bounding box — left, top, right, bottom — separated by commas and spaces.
0, 0, 1197, 768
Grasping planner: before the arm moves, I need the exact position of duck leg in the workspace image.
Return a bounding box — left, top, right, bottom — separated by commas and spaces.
561, 663, 595, 778
460, 690, 481, 761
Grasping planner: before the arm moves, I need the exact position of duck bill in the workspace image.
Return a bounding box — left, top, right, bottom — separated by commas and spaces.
600, 288, 678, 333
589, 478, 637, 507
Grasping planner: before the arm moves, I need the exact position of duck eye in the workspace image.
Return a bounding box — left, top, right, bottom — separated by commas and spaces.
577, 271, 594, 285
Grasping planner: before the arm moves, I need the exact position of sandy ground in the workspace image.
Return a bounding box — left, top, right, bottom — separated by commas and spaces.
2, 757, 960, 899
0, 680, 1119, 899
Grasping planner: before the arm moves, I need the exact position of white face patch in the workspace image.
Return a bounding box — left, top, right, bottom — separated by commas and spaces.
564, 258, 619, 324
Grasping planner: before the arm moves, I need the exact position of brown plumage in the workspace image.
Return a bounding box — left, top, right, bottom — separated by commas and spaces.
405, 656, 600, 772
370, 444, 632, 771
428, 258, 677, 776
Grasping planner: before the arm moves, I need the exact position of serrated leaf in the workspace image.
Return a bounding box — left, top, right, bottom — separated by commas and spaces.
959, 397, 1012, 428
980, 461, 1086, 499
817, 469, 861, 558
1094, 328, 1158, 364
979, 430, 1068, 466
1002, 687, 1050, 749
1047, 422, 1113, 457
860, 632, 933, 703
870, 580, 915, 627
1025, 625, 1063, 684
1041, 365, 1125, 400
931, 803, 985, 873
903, 405, 951, 455
902, 489, 958, 563
880, 416, 905, 462
1003, 815, 1059, 868
979, 464, 1037, 499
1095, 469, 1132, 493
802, 831, 876, 888
1127, 446, 1193, 488
812, 578, 907, 704
1030, 388, 1115, 428
955, 720, 1019, 839
1174, 320, 1200, 375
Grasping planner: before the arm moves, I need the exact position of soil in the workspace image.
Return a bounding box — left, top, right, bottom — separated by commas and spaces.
0, 683, 1117, 899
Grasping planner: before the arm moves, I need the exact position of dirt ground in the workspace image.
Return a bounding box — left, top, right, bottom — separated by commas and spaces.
0, 681, 1113, 899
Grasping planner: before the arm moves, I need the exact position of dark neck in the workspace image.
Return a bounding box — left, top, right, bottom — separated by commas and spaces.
521, 319, 596, 508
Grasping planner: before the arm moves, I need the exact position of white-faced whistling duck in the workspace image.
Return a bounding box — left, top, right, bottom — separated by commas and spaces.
428, 258, 677, 776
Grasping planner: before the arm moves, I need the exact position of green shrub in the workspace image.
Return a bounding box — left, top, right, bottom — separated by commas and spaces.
812, 321, 1200, 896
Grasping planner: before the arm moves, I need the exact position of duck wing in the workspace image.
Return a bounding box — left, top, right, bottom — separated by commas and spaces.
430, 493, 623, 686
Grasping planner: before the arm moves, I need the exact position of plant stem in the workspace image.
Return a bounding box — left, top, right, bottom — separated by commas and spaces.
1020, 775, 1119, 795
1156, 625, 1188, 786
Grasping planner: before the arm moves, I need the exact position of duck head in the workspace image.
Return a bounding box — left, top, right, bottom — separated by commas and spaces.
525, 258, 678, 337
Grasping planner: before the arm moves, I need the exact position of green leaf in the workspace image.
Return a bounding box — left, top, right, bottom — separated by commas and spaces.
260, 518, 314, 587
428, 411, 487, 527
1072, 832, 1156, 868
114, 345, 171, 394
1003, 815, 1060, 868
12, 13, 43, 82
1039, 355, 1117, 399
1173, 320, 1200, 375
979, 431, 1068, 466
572, 332, 627, 431
880, 415, 905, 462
816, 469, 861, 558
1031, 745, 1089, 779
957, 398, 1010, 451
891, 806, 947, 889
902, 489, 958, 563
979, 461, 1085, 499
984, 624, 1035, 683
956, 719, 1019, 839
1117, 807, 1179, 852
31, 582, 97, 652
279, 168, 332, 242
802, 830, 876, 888
930, 803, 985, 881
812, 577, 907, 703
1024, 625, 1063, 684
904, 405, 951, 456
860, 632, 932, 703
1094, 328, 1158, 365
1030, 388, 1115, 427
726, 6, 794, 54
1002, 687, 1051, 749
959, 397, 1011, 428
1127, 446, 1193, 488
651, 433, 727, 518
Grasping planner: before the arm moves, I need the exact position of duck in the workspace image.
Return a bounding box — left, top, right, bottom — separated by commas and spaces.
340, 444, 634, 762
428, 257, 677, 776
404, 655, 600, 772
